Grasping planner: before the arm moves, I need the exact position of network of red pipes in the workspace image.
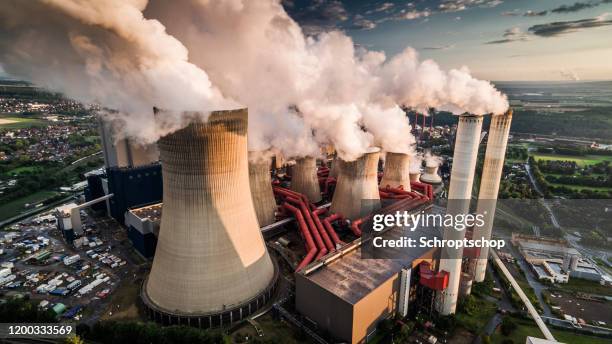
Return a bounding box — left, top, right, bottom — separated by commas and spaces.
274, 164, 435, 272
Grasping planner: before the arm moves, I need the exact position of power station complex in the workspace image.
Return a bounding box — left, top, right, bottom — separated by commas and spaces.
84, 107, 513, 344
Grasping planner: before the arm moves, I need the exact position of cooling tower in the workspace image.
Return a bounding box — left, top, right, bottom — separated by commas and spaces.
472, 110, 513, 283
142, 109, 276, 327
420, 165, 442, 184
409, 172, 421, 183
329, 156, 340, 179
330, 148, 381, 220
249, 152, 277, 227
380, 152, 411, 191
99, 119, 159, 168
290, 156, 322, 203
436, 114, 484, 315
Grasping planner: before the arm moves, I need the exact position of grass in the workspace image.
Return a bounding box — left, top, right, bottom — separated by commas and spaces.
491, 316, 610, 344
548, 182, 612, 192
6, 165, 43, 176
532, 153, 612, 167
0, 115, 46, 129
552, 278, 612, 297
456, 295, 498, 333
0, 190, 59, 221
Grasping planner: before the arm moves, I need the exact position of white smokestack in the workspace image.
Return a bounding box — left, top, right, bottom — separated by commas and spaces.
380, 152, 411, 191
436, 114, 484, 315
330, 148, 382, 220
472, 110, 513, 282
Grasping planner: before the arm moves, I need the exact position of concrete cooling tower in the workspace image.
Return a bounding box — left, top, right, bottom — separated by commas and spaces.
436, 114, 484, 315
249, 152, 277, 227
290, 156, 322, 203
472, 110, 513, 283
142, 109, 277, 327
420, 165, 442, 184
380, 152, 411, 191
330, 148, 382, 220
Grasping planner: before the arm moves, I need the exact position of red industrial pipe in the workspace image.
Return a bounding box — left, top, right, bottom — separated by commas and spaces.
283, 203, 317, 271
419, 262, 449, 290
311, 208, 334, 251
285, 195, 327, 259
321, 212, 345, 247
323, 177, 336, 196
273, 186, 314, 210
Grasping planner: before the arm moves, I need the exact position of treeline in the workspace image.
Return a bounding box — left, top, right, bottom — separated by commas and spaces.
0, 296, 57, 322
545, 174, 612, 188
77, 321, 229, 344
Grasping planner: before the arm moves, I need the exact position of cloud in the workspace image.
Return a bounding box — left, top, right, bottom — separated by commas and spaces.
559, 69, 581, 80
395, 9, 433, 20
551, 1, 601, 14
421, 44, 456, 50
485, 27, 530, 44
524, 10, 548, 17
501, 9, 520, 16
352, 14, 377, 30
528, 13, 612, 36
439, 0, 504, 13
375, 2, 395, 13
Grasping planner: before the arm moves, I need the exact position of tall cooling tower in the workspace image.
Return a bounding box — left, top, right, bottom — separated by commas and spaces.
142, 109, 276, 327
330, 148, 381, 220
290, 156, 322, 203
380, 152, 411, 191
436, 114, 483, 315
472, 110, 513, 283
249, 152, 277, 227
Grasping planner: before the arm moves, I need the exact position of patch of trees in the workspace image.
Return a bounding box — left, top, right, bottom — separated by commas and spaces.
537, 160, 577, 175
0, 296, 57, 322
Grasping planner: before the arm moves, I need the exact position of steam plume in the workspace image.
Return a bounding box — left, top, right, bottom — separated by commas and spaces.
410, 152, 424, 173
424, 150, 443, 167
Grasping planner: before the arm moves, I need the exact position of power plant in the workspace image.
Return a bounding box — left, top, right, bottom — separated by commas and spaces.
86, 105, 513, 343
142, 109, 277, 326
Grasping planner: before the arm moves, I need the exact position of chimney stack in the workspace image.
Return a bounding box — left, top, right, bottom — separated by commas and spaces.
471, 110, 513, 283
290, 156, 322, 203
143, 109, 276, 326
436, 114, 483, 315
249, 152, 277, 227
330, 148, 382, 220
380, 152, 411, 191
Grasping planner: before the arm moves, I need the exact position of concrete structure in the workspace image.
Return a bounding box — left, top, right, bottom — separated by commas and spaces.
143, 109, 277, 327
436, 114, 484, 315
420, 165, 442, 184
329, 156, 340, 179
525, 337, 560, 344
125, 203, 161, 258
330, 148, 381, 220
290, 156, 322, 203
248, 152, 277, 227
409, 172, 421, 183
379, 152, 411, 190
55, 194, 113, 241
296, 205, 439, 344
99, 119, 159, 168
472, 110, 513, 283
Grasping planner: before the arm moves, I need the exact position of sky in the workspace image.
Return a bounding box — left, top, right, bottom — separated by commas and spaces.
283, 0, 612, 81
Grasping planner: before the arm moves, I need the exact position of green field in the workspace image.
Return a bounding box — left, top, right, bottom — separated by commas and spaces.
0, 115, 46, 129
532, 153, 612, 167
491, 316, 610, 344
0, 190, 60, 221
549, 182, 612, 192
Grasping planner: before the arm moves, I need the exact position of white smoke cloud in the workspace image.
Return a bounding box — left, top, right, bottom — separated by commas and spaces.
424, 150, 443, 167
0, 0, 508, 162
0, 0, 235, 144
410, 152, 424, 173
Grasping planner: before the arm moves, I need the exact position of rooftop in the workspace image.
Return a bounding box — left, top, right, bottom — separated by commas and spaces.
301, 203, 441, 304
129, 203, 162, 223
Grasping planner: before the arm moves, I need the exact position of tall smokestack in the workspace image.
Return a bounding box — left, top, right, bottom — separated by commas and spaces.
471, 110, 513, 282
330, 148, 381, 220
249, 152, 277, 227
143, 109, 276, 325
290, 156, 322, 203
380, 152, 411, 191
436, 114, 484, 315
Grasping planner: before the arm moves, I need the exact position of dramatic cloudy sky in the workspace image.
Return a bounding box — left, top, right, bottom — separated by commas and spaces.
284, 0, 612, 81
